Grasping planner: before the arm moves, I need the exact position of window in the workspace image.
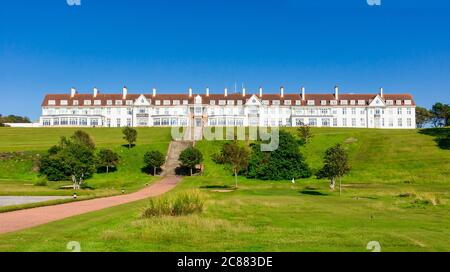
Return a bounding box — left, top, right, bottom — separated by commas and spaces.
330, 100, 338, 105
296, 118, 305, 126
272, 100, 280, 106
107, 100, 113, 106
322, 118, 330, 127
61, 100, 68, 106
155, 100, 161, 105
94, 100, 101, 105
352, 118, 356, 127
73, 100, 79, 106
91, 119, 99, 126
127, 118, 132, 127
262, 100, 270, 105
115, 100, 123, 106
407, 108, 412, 115
163, 100, 171, 105
386, 100, 394, 105
360, 118, 366, 127
173, 100, 180, 105
397, 108, 402, 115
116, 118, 121, 127
360, 109, 365, 115
295, 100, 302, 105
183, 100, 188, 105
321, 108, 328, 115
407, 118, 412, 127
106, 108, 111, 115
61, 118, 68, 126
343, 118, 347, 127
321, 100, 327, 105
162, 118, 169, 126
43, 119, 51, 126
219, 100, 226, 106
48, 100, 56, 105
352, 108, 356, 115
389, 118, 394, 127
285, 100, 292, 106
398, 118, 403, 127
405, 100, 412, 105
307, 100, 315, 106
333, 118, 338, 127
237, 100, 243, 106
106, 118, 111, 127
358, 100, 365, 105
126, 100, 133, 105
342, 108, 347, 115
396, 100, 402, 105
70, 118, 78, 126
350, 100, 356, 105
53, 118, 60, 126
341, 100, 348, 105
309, 118, 317, 126
80, 118, 88, 126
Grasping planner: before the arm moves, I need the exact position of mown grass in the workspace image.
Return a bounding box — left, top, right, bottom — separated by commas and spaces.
0, 127, 172, 196
0, 128, 449, 252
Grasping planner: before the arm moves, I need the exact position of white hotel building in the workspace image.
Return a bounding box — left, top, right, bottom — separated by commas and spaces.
40, 86, 416, 129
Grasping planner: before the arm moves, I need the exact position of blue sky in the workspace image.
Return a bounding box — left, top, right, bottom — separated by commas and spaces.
1, 0, 449, 120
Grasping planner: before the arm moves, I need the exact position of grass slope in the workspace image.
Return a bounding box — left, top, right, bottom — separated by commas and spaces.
0, 128, 172, 196
0, 128, 449, 252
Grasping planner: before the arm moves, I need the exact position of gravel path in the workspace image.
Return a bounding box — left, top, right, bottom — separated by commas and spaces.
0, 196, 72, 207
0, 175, 181, 234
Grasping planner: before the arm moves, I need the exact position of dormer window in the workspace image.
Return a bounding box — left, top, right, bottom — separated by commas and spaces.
350, 100, 356, 105
107, 100, 113, 106
163, 100, 171, 106
219, 100, 226, 106
321, 100, 327, 105
94, 100, 101, 105
341, 100, 348, 105
396, 100, 402, 105
210, 100, 216, 105
237, 100, 243, 105
285, 100, 292, 106
84, 100, 92, 106
386, 100, 394, 105
183, 100, 188, 105
73, 100, 79, 106
404, 100, 412, 105
272, 100, 280, 106
173, 100, 180, 105
295, 100, 302, 105
227, 100, 235, 106
358, 100, 365, 105
126, 100, 133, 105
307, 100, 315, 106
330, 100, 338, 106
262, 100, 270, 105
115, 100, 123, 105
155, 100, 161, 105
61, 100, 68, 106
48, 100, 56, 105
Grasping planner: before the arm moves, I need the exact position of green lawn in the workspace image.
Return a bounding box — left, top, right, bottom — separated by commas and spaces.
0, 128, 449, 252
0, 127, 172, 196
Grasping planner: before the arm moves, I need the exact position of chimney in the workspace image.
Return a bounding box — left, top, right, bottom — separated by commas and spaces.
334, 86, 339, 100
93, 87, 98, 98
280, 86, 284, 98
189, 87, 193, 97
152, 88, 157, 97
242, 87, 246, 97
70, 87, 77, 98
259, 87, 263, 97
380, 87, 384, 98
122, 86, 128, 99
224, 87, 228, 97
301, 86, 306, 101
206, 87, 210, 97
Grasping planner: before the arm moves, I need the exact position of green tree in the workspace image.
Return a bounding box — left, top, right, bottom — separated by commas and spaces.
317, 144, 351, 196
415, 106, 432, 128
144, 150, 166, 176
179, 146, 203, 176
0, 114, 31, 125
247, 131, 311, 180
431, 103, 450, 127
72, 130, 95, 149
219, 142, 250, 189
39, 131, 97, 189
97, 148, 120, 173
123, 127, 138, 148
296, 124, 313, 144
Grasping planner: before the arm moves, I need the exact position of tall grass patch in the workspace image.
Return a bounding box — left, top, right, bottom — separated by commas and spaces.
142, 190, 205, 217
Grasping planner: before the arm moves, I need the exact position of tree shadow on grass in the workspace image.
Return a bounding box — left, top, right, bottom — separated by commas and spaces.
418, 128, 450, 150
121, 144, 136, 149
300, 189, 329, 196
200, 185, 233, 189
141, 166, 163, 176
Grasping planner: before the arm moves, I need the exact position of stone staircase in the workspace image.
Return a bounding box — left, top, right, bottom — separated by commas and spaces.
162, 140, 193, 176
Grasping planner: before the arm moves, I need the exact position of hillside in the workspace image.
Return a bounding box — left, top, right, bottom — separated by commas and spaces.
0, 127, 449, 252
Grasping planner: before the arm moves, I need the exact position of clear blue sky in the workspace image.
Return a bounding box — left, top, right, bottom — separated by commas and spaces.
1, 0, 449, 120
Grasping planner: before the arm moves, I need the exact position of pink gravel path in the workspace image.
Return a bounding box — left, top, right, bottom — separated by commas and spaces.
0, 176, 181, 235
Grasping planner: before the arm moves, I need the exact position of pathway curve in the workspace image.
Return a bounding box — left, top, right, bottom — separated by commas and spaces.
0, 175, 181, 234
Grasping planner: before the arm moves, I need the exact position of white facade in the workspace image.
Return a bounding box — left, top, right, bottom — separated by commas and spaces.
40, 87, 416, 129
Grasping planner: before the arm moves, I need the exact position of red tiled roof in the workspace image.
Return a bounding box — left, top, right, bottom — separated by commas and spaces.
42, 92, 415, 107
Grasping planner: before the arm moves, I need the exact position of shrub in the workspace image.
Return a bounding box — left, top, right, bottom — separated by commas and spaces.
142, 190, 205, 218
34, 180, 48, 187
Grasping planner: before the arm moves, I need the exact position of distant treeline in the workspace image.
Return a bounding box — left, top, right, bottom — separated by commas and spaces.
416, 102, 450, 128
0, 115, 31, 126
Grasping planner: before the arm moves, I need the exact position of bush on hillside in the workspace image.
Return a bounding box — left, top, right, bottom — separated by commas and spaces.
247, 131, 311, 180
142, 190, 205, 217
